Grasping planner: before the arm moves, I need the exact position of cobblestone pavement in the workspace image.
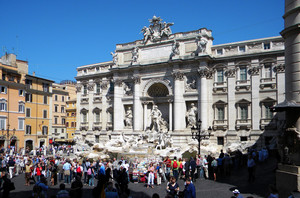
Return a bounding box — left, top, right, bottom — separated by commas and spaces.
7, 157, 277, 198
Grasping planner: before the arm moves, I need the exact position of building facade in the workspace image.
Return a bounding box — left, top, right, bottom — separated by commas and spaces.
75, 17, 286, 149
51, 81, 76, 141
0, 54, 27, 150
24, 74, 53, 150
66, 99, 76, 140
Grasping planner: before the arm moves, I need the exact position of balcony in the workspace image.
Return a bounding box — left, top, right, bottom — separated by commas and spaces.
235, 80, 251, 91
93, 122, 102, 131
260, 78, 276, 90
235, 119, 251, 130
213, 81, 227, 93
213, 120, 228, 131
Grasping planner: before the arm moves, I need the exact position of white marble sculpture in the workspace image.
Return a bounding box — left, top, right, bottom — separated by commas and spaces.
124, 106, 133, 127
110, 51, 118, 65
186, 103, 198, 128
150, 105, 162, 132
132, 47, 139, 62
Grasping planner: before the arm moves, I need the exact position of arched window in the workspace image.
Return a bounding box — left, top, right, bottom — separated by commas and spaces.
0, 99, 7, 111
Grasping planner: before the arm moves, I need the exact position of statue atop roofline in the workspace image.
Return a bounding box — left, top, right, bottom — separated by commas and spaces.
141, 16, 174, 44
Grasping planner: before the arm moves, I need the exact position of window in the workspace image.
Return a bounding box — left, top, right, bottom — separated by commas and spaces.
83, 85, 88, 95
71, 112, 75, 116
217, 106, 224, 120
62, 118, 65, 125
18, 103, 25, 113
55, 95, 58, 101
96, 83, 101, 94
43, 110, 47, 118
264, 43, 270, 50
26, 125, 31, 134
0, 86, 7, 94
216, 49, 223, 55
43, 83, 49, 92
240, 104, 248, 120
71, 122, 75, 127
217, 69, 224, 82
61, 129, 64, 133
19, 90, 24, 96
42, 126, 48, 135
18, 118, 24, 130
0, 99, 7, 111
54, 117, 58, 124
54, 129, 57, 133
26, 108, 31, 117
25, 93, 32, 102
240, 67, 247, 81
239, 46, 246, 52
264, 103, 273, 119
240, 136, 248, 141
0, 117, 6, 130
55, 105, 58, 113
25, 79, 32, 86
44, 95, 47, 104
66, 122, 69, 127
264, 63, 272, 78
61, 106, 65, 113
2, 74, 6, 81
82, 112, 87, 123
217, 137, 224, 145
62, 96, 65, 102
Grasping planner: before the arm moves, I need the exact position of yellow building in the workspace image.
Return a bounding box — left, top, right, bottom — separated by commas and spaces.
51, 81, 76, 143
24, 74, 54, 150
0, 53, 28, 151
66, 99, 76, 139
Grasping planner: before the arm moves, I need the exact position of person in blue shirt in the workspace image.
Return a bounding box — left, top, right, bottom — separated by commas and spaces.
184, 178, 196, 198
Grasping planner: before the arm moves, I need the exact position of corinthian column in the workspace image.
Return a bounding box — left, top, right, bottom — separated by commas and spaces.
198, 67, 211, 130
113, 79, 123, 131
133, 76, 143, 131
249, 64, 260, 131
173, 71, 185, 131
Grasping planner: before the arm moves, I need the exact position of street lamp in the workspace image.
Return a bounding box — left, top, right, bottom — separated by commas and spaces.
2, 124, 16, 150
191, 119, 212, 155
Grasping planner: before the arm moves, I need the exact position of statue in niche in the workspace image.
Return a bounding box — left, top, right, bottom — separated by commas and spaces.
150, 105, 162, 133
186, 103, 198, 128
124, 106, 133, 127
186, 79, 197, 90
132, 47, 139, 62
110, 51, 118, 64
124, 83, 133, 96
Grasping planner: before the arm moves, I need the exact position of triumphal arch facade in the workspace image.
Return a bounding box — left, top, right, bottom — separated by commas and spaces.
75, 16, 285, 150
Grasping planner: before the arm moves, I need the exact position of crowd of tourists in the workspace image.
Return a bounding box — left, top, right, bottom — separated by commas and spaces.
0, 146, 281, 198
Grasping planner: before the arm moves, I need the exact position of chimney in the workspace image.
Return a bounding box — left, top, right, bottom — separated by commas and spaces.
32, 72, 35, 76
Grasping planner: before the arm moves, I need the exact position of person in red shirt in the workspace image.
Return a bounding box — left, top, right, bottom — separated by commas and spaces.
164, 157, 171, 180
36, 163, 42, 182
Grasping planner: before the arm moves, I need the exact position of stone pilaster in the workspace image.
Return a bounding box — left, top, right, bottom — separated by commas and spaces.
101, 81, 108, 132
75, 84, 81, 132
173, 71, 185, 131
225, 66, 236, 131
274, 64, 285, 103
88, 81, 94, 131
249, 63, 260, 131
143, 102, 148, 130
113, 79, 124, 131
133, 76, 143, 131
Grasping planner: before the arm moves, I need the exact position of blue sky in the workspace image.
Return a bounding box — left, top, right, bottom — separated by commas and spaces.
0, 0, 284, 83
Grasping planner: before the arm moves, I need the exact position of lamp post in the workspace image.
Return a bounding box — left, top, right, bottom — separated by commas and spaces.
191, 119, 212, 155
2, 124, 16, 150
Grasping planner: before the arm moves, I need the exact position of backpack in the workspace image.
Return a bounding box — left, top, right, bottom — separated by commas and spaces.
87, 168, 92, 175
76, 166, 81, 173
179, 162, 183, 169
173, 160, 178, 169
